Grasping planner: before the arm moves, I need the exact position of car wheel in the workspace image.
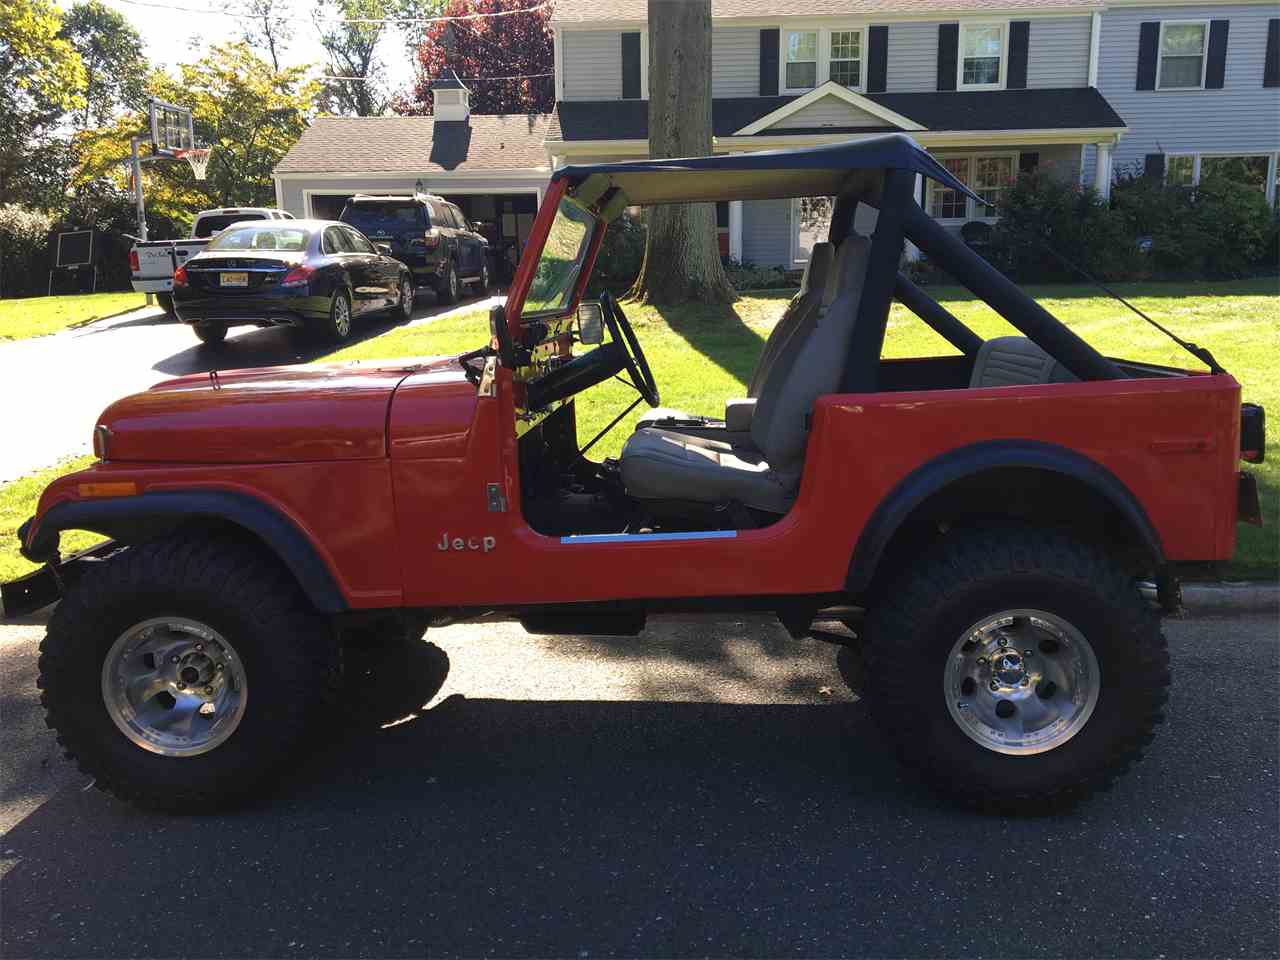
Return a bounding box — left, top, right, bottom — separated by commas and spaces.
862, 526, 1168, 814
396, 276, 414, 320
193, 323, 226, 345
476, 260, 490, 296
156, 293, 176, 316
37, 536, 342, 812
324, 289, 353, 341
436, 262, 458, 305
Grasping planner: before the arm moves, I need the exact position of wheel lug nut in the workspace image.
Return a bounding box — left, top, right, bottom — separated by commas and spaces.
998, 637, 1008, 647
989, 680, 999, 691
195, 644, 204, 652
995, 700, 1016, 719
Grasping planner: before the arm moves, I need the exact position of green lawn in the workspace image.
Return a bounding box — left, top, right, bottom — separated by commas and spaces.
327, 277, 1279, 579
0, 456, 99, 583
0, 292, 147, 341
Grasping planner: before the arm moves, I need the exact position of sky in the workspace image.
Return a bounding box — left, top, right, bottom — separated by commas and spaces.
58, 0, 421, 105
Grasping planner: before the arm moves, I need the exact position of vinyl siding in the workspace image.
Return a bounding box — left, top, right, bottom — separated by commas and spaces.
772, 97, 888, 129
563, 30, 622, 101
741, 198, 792, 268
1026, 17, 1092, 87
886, 21, 940, 93
714, 27, 759, 97
1091, 3, 1280, 182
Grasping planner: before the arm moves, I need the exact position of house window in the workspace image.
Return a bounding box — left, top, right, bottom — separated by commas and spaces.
829, 30, 862, 88
793, 196, 834, 266
1157, 22, 1208, 89
927, 154, 1018, 221
1167, 153, 1272, 192
1166, 155, 1196, 186
959, 23, 1004, 89
785, 30, 818, 90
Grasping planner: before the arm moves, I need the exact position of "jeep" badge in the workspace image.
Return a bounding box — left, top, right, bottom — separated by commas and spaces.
437, 533, 496, 553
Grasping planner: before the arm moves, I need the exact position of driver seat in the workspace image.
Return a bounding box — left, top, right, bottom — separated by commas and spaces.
618, 234, 872, 514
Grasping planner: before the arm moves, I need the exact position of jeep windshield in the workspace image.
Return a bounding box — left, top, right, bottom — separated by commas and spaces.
522, 197, 597, 317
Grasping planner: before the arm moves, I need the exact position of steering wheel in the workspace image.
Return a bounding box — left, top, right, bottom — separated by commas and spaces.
600, 291, 660, 407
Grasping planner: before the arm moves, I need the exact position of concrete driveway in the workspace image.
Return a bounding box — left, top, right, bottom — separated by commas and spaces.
0, 291, 503, 483
1, 609, 1276, 958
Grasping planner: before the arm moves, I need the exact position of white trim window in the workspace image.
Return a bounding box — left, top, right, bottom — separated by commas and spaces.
959, 22, 1006, 90
781, 25, 867, 94
1157, 21, 1208, 90
791, 196, 835, 267
927, 153, 1018, 221
784, 29, 819, 92
1165, 153, 1276, 203
829, 29, 863, 89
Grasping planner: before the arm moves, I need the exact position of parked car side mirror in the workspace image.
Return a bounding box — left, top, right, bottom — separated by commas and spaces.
374, 243, 393, 256
577, 302, 605, 345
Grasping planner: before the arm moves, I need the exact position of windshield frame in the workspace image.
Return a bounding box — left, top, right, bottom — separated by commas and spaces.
511, 190, 601, 323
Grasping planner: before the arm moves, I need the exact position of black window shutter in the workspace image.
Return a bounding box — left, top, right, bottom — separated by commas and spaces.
867, 26, 888, 93
1019, 151, 1039, 174
1007, 21, 1030, 89
1143, 153, 1165, 180
1204, 20, 1229, 89
621, 32, 641, 99
1266, 19, 1280, 87
937, 23, 959, 91
1136, 22, 1159, 89
759, 28, 779, 96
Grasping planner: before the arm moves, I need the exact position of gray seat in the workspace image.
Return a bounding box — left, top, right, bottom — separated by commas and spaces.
620, 235, 871, 514
969, 336, 1079, 388
635, 242, 837, 432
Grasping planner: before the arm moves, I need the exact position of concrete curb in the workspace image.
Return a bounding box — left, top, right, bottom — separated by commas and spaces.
1180, 582, 1279, 615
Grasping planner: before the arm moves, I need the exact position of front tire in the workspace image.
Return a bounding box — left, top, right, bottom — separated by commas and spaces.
37, 536, 341, 812
862, 526, 1168, 813
435, 261, 458, 305
476, 259, 490, 296
395, 276, 414, 320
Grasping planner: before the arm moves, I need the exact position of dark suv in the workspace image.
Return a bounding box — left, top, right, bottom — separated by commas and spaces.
339, 194, 489, 304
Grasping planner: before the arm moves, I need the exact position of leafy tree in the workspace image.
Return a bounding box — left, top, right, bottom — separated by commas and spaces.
314, 0, 389, 116
229, 0, 293, 72
0, 0, 86, 206
398, 0, 553, 116
73, 43, 317, 227
59, 0, 148, 127
628, 0, 735, 304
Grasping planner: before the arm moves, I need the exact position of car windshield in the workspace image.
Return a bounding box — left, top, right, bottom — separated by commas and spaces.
523, 197, 597, 316
342, 202, 427, 232
206, 226, 311, 252
194, 213, 266, 238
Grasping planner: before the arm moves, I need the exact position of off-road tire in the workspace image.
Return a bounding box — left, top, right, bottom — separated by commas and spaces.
156, 293, 176, 316
435, 261, 458, 305
37, 536, 341, 812
863, 526, 1168, 814
193, 322, 226, 345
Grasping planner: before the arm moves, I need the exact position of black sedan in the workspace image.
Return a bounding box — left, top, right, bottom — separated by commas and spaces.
172, 219, 415, 345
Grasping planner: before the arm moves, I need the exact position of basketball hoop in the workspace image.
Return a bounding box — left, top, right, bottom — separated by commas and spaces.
174, 147, 212, 181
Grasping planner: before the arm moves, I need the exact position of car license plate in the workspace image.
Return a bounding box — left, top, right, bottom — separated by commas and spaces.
221, 272, 248, 287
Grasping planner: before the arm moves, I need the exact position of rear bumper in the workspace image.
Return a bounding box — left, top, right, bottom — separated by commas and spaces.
173, 292, 330, 328
132, 278, 173, 293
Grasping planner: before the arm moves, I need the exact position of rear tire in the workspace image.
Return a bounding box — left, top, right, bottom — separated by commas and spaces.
37, 536, 341, 813
476, 259, 490, 296
320, 289, 353, 341
862, 526, 1168, 813
435, 261, 458, 305
156, 293, 175, 316
193, 322, 226, 345
395, 276, 414, 320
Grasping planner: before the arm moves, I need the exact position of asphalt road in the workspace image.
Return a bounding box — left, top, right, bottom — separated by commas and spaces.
1, 609, 1276, 959
0, 291, 503, 483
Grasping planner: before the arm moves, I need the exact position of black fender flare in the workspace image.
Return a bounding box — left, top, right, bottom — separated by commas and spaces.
22, 491, 347, 613
846, 440, 1165, 596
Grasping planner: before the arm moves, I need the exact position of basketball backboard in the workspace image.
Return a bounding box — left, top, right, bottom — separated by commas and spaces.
55, 230, 94, 268
150, 100, 194, 156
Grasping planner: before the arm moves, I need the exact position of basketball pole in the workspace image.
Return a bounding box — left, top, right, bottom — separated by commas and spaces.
130, 136, 153, 306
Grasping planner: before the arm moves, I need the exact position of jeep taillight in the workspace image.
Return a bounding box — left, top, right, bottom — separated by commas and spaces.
281, 264, 316, 288
128, 250, 140, 272
1241, 403, 1265, 463
173, 265, 188, 288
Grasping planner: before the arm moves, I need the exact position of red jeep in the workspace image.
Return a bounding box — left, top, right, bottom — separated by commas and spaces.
5, 136, 1265, 813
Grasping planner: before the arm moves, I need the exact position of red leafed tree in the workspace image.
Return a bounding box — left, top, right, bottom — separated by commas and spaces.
397, 0, 553, 116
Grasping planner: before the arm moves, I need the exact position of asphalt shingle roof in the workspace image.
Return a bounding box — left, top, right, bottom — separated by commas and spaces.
547, 88, 1125, 140
274, 115, 552, 174
552, 0, 1100, 23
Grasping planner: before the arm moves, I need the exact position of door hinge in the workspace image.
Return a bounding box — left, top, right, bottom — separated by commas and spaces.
486, 483, 508, 513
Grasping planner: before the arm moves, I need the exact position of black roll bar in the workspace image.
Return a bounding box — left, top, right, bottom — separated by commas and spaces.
900, 201, 1124, 382
893, 273, 984, 358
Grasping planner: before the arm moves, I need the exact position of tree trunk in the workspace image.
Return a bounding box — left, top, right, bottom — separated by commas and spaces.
627, 0, 736, 306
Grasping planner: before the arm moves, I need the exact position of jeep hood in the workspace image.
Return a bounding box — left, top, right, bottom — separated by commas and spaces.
98, 359, 461, 464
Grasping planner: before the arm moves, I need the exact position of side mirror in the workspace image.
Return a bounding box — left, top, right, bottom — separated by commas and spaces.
374, 243, 393, 256
577, 301, 605, 345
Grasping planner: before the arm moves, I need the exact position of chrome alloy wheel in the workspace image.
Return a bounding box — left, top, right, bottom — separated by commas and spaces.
400, 279, 414, 317
333, 294, 352, 337
101, 617, 248, 757
944, 610, 1100, 756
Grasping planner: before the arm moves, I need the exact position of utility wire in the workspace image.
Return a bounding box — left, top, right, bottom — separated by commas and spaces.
110, 0, 553, 26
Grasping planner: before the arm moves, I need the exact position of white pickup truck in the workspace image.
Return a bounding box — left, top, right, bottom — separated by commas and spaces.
129, 207, 294, 313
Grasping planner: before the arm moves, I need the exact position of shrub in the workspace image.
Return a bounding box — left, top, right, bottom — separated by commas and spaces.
722, 257, 792, 291
990, 169, 1140, 282
0, 205, 55, 298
